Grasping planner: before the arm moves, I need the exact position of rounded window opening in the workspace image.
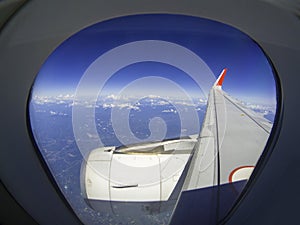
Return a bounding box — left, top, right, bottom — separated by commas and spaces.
28, 14, 278, 225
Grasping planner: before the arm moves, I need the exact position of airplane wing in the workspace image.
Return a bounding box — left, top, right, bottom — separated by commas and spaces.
183, 68, 272, 191
171, 69, 273, 224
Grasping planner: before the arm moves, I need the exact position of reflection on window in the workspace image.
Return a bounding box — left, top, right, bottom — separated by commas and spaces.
28, 14, 277, 225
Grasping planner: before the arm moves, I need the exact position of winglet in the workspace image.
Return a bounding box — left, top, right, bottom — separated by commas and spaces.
214, 68, 227, 87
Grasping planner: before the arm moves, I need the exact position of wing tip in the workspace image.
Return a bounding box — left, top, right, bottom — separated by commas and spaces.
215, 68, 228, 87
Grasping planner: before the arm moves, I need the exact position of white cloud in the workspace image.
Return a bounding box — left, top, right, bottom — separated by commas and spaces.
199, 98, 207, 103
106, 94, 119, 100
243, 102, 276, 113
162, 109, 177, 113
157, 100, 170, 106
148, 95, 161, 99
102, 103, 115, 108
49, 110, 67, 116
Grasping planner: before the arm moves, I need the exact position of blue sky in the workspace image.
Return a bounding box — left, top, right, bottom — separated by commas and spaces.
32, 14, 277, 106
99, 62, 204, 99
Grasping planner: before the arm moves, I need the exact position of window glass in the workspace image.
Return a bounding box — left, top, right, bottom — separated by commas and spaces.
28, 14, 277, 224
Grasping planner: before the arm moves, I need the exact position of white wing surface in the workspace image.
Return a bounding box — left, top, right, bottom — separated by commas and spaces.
183, 68, 272, 191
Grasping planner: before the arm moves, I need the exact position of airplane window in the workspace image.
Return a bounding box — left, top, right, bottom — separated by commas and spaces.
28, 14, 278, 225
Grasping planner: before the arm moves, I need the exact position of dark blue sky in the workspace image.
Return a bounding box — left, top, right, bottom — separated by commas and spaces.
32, 14, 277, 105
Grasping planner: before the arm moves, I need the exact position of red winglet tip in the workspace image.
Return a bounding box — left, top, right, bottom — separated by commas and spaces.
216, 68, 227, 86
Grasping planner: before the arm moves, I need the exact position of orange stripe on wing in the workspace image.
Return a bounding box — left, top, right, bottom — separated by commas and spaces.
216, 68, 227, 86
228, 165, 254, 183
